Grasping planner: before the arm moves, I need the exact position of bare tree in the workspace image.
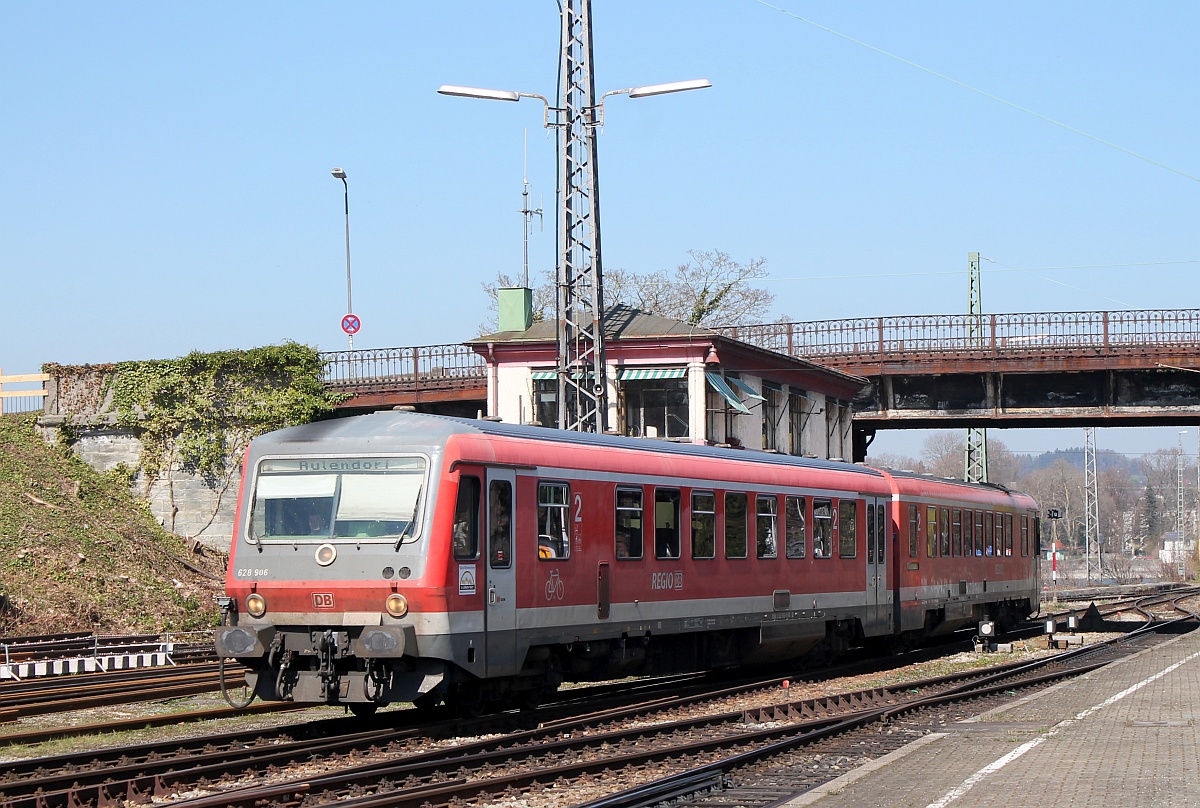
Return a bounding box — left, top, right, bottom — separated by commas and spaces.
921, 431, 965, 478
479, 249, 774, 333
631, 250, 773, 326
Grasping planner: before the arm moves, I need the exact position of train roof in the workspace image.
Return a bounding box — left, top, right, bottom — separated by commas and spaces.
252, 410, 884, 478
251, 413, 1038, 505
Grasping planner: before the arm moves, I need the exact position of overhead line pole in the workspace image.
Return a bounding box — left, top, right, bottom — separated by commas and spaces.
964, 251, 988, 482
555, 0, 607, 432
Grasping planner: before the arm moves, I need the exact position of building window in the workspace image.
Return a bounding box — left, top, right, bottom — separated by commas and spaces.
532, 376, 579, 429
762, 384, 783, 451
788, 391, 808, 456
623, 376, 689, 439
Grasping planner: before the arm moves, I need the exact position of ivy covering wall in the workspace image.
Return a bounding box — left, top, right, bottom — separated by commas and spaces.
45, 342, 342, 488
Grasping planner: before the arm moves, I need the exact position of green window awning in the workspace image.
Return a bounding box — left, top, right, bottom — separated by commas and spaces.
705, 372, 751, 415
727, 376, 766, 401
531, 370, 557, 380
618, 367, 687, 381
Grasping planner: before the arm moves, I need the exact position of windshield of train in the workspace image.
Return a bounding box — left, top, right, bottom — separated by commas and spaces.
248, 457, 427, 543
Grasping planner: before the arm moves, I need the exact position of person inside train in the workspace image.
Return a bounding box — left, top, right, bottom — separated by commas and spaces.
308, 511, 329, 535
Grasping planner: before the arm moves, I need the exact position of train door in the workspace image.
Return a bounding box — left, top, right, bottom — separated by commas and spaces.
865, 497, 892, 635
484, 469, 518, 676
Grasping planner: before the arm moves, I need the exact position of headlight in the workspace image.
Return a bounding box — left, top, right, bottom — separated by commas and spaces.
315, 543, 337, 566
385, 593, 409, 618
246, 593, 267, 618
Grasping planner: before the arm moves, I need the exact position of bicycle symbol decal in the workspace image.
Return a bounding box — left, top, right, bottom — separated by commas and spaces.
545, 569, 565, 601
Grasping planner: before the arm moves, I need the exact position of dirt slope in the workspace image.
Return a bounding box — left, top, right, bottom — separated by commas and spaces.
0, 414, 226, 635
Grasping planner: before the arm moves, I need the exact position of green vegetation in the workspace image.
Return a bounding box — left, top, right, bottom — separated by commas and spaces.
0, 413, 225, 635
47, 342, 342, 489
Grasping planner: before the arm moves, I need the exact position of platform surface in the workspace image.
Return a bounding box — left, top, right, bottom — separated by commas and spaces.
789, 628, 1200, 807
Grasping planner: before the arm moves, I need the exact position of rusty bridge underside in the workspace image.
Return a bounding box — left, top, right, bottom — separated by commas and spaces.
322, 308, 1200, 451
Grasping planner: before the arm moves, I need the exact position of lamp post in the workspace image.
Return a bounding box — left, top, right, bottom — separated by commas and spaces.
437, 76, 709, 432
331, 167, 355, 350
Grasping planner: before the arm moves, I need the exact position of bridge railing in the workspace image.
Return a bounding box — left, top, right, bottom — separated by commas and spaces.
318, 308, 1200, 394
715, 309, 1200, 364
321, 343, 486, 392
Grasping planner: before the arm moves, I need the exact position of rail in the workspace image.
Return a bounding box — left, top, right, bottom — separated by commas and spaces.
0, 630, 214, 680
713, 308, 1200, 368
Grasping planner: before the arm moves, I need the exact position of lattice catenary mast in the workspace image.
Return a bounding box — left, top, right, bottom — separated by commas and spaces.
964, 251, 988, 482
555, 0, 608, 432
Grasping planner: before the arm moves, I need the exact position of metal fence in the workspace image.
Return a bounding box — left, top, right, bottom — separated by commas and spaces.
321, 343, 487, 392
714, 309, 1200, 365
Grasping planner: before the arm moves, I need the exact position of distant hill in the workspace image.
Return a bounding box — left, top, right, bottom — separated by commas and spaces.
1026, 447, 1143, 478
0, 414, 225, 636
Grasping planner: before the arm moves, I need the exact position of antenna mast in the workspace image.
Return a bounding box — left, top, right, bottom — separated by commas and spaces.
520, 129, 543, 289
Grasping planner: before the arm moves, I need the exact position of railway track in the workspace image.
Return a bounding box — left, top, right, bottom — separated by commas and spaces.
1, 607, 1193, 808
0, 661, 242, 721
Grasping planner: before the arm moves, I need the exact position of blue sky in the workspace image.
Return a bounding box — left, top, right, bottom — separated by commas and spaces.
3, 2, 1196, 458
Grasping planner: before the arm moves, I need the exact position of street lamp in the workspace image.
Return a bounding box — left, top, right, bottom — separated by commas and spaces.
331, 167, 355, 350
437, 75, 710, 432
437, 79, 711, 126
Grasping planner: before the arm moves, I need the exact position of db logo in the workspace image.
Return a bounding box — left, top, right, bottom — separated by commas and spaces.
312, 593, 336, 609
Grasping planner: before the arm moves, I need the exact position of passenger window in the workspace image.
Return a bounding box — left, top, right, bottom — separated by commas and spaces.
691, 492, 716, 559
756, 495, 778, 559
452, 476, 480, 561
813, 498, 833, 558
939, 507, 950, 557
876, 503, 887, 563
725, 493, 748, 559
926, 506, 938, 558
963, 509, 974, 557
488, 480, 512, 568
985, 511, 995, 556
785, 496, 806, 559
537, 482, 571, 560
1005, 514, 1013, 556
615, 486, 644, 560
1021, 515, 1030, 556
1034, 517, 1042, 555
867, 504, 875, 563
908, 504, 919, 558
655, 488, 681, 559
952, 508, 962, 557
838, 500, 857, 558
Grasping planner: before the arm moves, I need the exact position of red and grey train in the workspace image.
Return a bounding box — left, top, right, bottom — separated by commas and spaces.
216, 411, 1041, 713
